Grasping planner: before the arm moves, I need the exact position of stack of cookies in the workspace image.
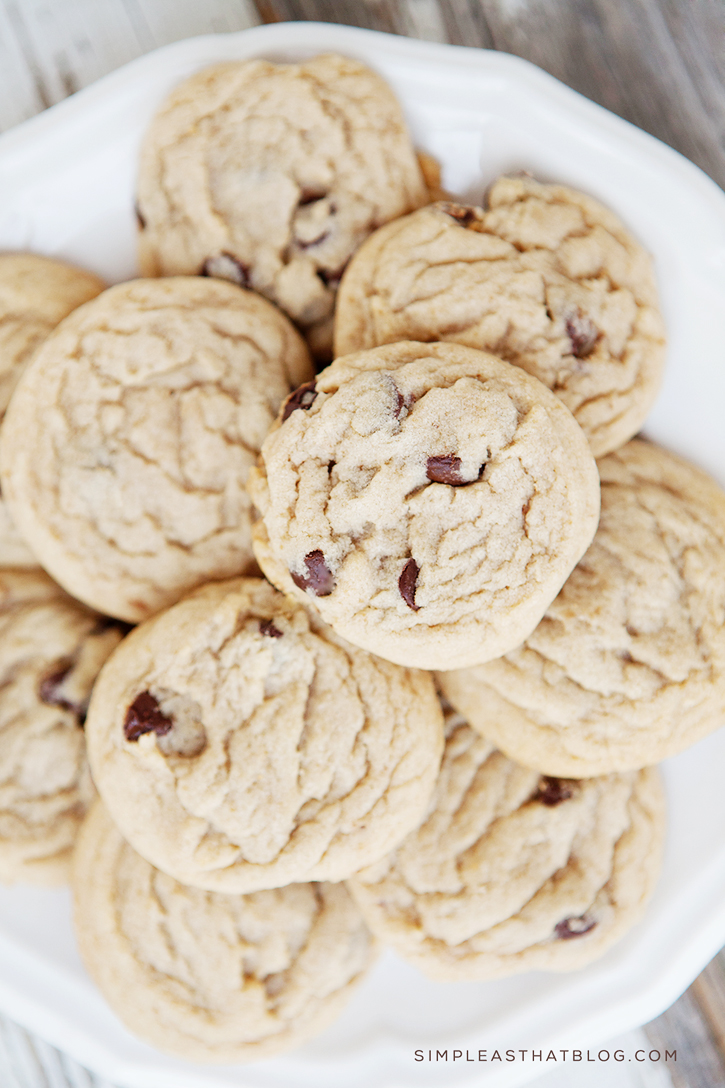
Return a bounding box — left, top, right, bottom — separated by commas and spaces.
0, 48, 721, 1065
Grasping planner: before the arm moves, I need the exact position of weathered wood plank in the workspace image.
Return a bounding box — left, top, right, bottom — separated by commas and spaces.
645, 984, 725, 1088
248, 0, 725, 187
0, 2, 51, 129
686, 953, 725, 1065
2, 0, 151, 104
0, 0, 260, 132
436, 0, 495, 49
118, 0, 259, 49
253, 0, 398, 33
469, 0, 725, 189
401, 0, 448, 42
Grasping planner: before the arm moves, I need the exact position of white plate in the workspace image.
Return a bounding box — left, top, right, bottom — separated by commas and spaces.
1, 20, 725, 1088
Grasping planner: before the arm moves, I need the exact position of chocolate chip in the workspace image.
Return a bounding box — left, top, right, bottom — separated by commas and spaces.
290, 550, 334, 596
436, 201, 484, 228
260, 619, 283, 638
282, 381, 317, 422
391, 382, 415, 421
399, 558, 421, 611
124, 692, 173, 742
566, 311, 599, 358
201, 252, 250, 288
534, 776, 576, 806
426, 455, 465, 485
39, 661, 84, 720
298, 187, 328, 206
134, 202, 146, 230
554, 915, 597, 940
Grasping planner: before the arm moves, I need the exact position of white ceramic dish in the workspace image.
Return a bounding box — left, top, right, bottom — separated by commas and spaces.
1, 20, 725, 1088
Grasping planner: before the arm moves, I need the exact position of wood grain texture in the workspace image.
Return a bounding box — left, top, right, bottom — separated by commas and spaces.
251, 0, 725, 187
0, 1013, 115, 1088
645, 983, 725, 1088
474, 0, 725, 190
689, 952, 725, 1060
0, 0, 260, 131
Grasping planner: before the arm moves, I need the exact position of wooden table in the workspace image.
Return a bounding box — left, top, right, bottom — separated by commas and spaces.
1, 2, 725, 1086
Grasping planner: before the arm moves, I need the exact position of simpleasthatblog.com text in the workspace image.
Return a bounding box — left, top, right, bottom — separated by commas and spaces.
414, 1047, 676, 1065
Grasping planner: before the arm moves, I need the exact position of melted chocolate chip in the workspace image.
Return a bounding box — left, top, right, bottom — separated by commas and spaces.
437, 201, 483, 228
124, 692, 173, 742
554, 914, 597, 940
134, 203, 146, 230
426, 455, 465, 485
39, 662, 83, 719
290, 551, 335, 596
534, 776, 576, 806
260, 619, 283, 639
391, 382, 416, 421
566, 311, 599, 358
282, 381, 318, 422
299, 187, 328, 206
399, 558, 421, 611
201, 252, 250, 288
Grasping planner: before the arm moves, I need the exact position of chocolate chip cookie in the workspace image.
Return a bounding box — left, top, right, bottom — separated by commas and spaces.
85, 577, 444, 891
0, 569, 125, 884
73, 801, 377, 1062
136, 54, 428, 360
0, 252, 104, 421
248, 340, 600, 670
0, 277, 313, 622
334, 177, 666, 456
0, 495, 37, 568
347, 703, 665, 980
440, 439, 725, 775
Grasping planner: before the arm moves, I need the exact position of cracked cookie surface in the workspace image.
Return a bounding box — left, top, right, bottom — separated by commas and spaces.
136, 53, 428, 360
334, 177, 666, 456
0, 569, 125, 884
85, 577, 444, 891
73, 801, 376, 1062
348, 703, 665, 980
440, 439, 725, 775
0, 277, 313, 622
0, 253, 104, 421
248, 340, 600, 670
